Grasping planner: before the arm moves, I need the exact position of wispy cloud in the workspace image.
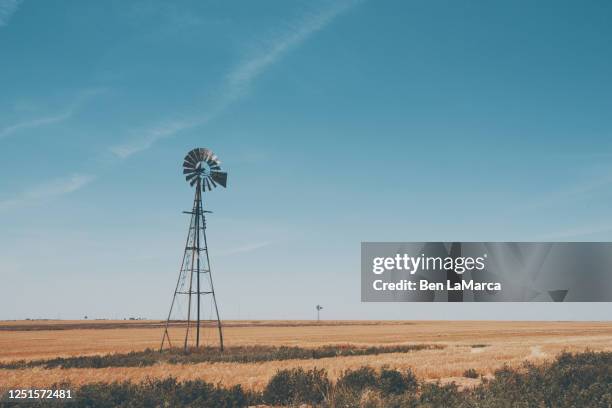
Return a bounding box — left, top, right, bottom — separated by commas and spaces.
109, 118, 199, 159
0, 110, 73, 140
0, 0, 22, 27
0, 174, 95, 211
218, 241, 271, 256
0, 89, 104, 140
111, 0, 360, 158
223, 1, 358, 101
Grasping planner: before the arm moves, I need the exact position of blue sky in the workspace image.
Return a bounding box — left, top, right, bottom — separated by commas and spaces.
1, 0, 611, 320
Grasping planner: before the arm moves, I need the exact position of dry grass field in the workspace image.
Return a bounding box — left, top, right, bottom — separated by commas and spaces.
1, 320, 611, 392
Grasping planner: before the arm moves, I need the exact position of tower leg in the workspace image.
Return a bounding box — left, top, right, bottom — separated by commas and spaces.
195, 186, 201, 348
184, 220, 197, 352
183, 188, 199, 352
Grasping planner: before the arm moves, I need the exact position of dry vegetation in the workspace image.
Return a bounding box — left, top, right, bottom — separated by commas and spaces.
0, 320, 611, 393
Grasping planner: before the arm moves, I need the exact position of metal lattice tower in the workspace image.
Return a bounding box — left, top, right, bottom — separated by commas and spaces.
160, 148, 227, 352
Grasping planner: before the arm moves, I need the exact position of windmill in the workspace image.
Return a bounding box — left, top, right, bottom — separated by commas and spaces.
160, 148, 227, 352
316, 304, 323, 321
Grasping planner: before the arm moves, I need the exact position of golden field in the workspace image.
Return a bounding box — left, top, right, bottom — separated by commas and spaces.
1, 320, 611, 391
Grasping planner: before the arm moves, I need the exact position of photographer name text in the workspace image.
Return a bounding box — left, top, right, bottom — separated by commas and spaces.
372, 279, 501, 291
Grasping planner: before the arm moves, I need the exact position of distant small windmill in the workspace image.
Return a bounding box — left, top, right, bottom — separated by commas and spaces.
316, 304, 323, 321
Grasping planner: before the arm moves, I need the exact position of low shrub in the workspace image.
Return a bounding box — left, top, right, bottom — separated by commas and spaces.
378, 367, 409, 395
327, 384, 363, 408
475, 351, 612, 407
336, 366, 419, 397
263, 367, 330, 405
418, 382, 464, 407
463, 368, 479, 378
403, 368, 419, 391
336, 367, 378, 392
